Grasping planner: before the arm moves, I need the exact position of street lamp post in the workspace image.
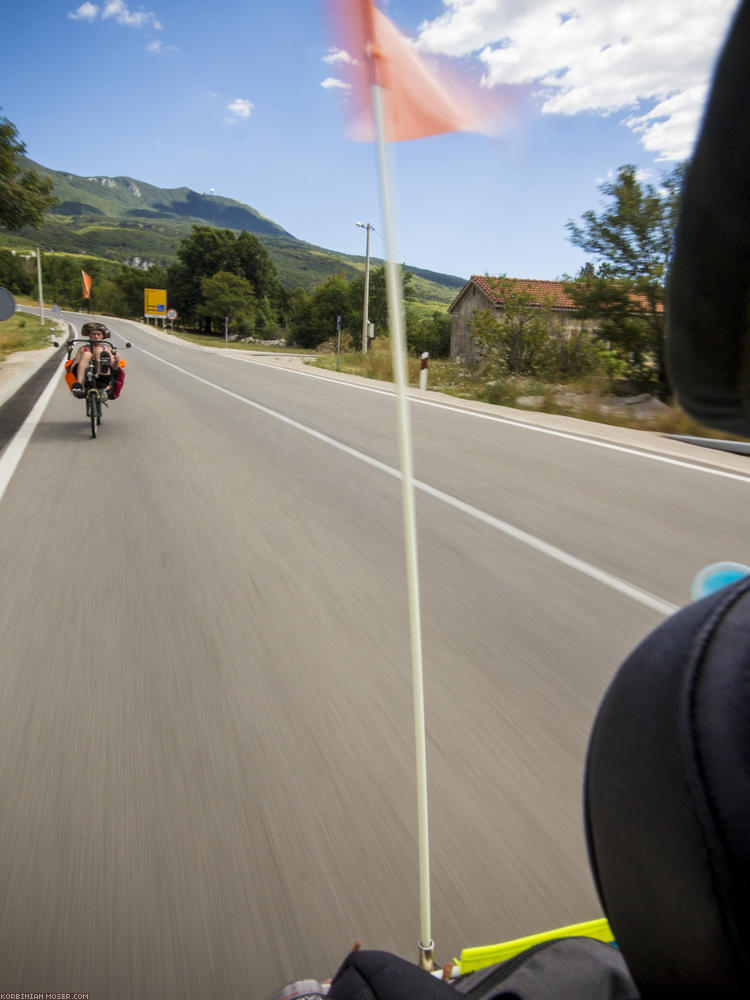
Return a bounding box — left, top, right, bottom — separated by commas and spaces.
356, 221, 373, 353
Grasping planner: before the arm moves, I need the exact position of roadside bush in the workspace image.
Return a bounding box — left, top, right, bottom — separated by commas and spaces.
407, 310, 451, 357
0, 249, 34, 295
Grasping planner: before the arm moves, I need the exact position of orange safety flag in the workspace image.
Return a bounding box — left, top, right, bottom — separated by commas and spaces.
328, 0, 496, 142
81, 270, 92, 299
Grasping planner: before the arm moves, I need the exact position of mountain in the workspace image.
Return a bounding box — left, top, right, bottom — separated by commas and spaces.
5, 159, 465, 306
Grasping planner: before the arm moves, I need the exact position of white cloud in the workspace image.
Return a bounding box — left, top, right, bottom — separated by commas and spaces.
323, 47, 357, 66
225, 98, 253, 122
101, 0, 162, 29
624, 85, 710, 161
68, 0, 162, 28
321, 77, 351, 90
67, 2, 99, 20
146, 38, 175, 54
321, 48, 356, 95
416, 0, 737, 160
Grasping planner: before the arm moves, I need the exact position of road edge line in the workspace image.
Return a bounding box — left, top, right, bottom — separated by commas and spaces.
0, 360, 65, 506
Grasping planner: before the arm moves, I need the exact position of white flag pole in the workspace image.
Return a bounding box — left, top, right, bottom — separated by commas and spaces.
369, 79, 434, 973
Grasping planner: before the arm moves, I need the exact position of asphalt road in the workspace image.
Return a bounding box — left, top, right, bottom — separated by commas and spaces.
0, 314, 747, 997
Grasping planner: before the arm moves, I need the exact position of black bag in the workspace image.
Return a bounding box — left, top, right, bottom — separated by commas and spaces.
453, 938, 637, 1000
328, 939, 638, 1000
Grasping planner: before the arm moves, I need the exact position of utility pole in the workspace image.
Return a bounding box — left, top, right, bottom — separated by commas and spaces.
356, 222, 373, 353
36, 248, 44, 327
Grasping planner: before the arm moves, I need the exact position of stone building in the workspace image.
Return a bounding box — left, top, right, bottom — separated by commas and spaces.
449, 276, 584, 364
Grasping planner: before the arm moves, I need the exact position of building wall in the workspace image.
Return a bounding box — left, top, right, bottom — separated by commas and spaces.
450, 283, 588, 365
450, 284, 488, 364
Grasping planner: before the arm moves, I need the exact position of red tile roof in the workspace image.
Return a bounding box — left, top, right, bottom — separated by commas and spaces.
471, 276, 576, 309
468, 275, 663, 313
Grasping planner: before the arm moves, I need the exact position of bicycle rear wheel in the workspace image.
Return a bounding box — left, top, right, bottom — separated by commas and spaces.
87, 393, 97, 438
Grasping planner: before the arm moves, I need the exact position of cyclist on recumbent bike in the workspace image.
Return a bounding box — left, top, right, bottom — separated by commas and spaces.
70, 321, 120, 400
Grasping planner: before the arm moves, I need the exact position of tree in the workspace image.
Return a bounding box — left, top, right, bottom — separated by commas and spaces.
367, 264, 415, 334
0, 249, 34, 295
90, 277, 129, 318
199, 271, 256, 336
233, 230, 284, 311
565, 162, 687, 390
347, 264, 415, 345
169, 225, 284, 333
309, 273, 350, 348
407, 310, 451, 357
253, 296, 281, 340
469, 277, 557, 376
0, 114, 58, 231
169, 227, 239, 330
30, 253, 90, 309
112, 264, 168, 319
287, 288, 313, 347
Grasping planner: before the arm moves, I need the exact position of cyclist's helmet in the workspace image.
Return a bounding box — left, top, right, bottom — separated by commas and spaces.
81, 321, 110, 339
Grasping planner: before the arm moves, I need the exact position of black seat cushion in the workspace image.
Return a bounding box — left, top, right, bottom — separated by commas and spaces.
585, 577, 750, 998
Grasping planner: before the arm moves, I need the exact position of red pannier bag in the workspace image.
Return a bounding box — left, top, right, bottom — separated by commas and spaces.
112, 360, 126, 398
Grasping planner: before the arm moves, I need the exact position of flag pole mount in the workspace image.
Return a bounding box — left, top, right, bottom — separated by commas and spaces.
419, 941, 436, 973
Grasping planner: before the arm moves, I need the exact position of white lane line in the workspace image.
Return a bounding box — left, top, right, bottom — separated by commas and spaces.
235, 355, 750, 486
416, 480, 678, 617
141, 348, 679, 617
0, 360, 65, 505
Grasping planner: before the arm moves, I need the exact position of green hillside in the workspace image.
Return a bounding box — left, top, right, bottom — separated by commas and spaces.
4, 158, 465, 306
26, 157, 288, 236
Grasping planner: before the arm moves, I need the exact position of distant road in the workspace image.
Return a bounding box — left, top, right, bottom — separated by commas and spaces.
0, 313, 747, 997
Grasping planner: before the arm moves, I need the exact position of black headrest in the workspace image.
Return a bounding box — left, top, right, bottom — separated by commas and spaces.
585, 577, 750, 999
666, 0, 750, 435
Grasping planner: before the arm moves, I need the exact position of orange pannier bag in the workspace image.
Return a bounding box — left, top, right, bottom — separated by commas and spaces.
64, 359, 76, 394
64, 357, 126, 396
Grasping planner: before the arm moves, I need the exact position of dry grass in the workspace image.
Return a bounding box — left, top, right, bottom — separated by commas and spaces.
646, 406, 750, 441
310, 348, 750, 441
315, 338, 438, 384
1, 313, 55, 355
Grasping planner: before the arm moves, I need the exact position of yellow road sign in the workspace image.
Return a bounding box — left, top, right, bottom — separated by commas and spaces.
144, 288, 167, 315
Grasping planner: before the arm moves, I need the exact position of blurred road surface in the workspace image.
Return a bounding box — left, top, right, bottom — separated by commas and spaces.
0, 314, 747, 997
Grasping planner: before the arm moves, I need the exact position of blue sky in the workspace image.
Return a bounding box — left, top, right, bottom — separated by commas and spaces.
0, 0, 739, 282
